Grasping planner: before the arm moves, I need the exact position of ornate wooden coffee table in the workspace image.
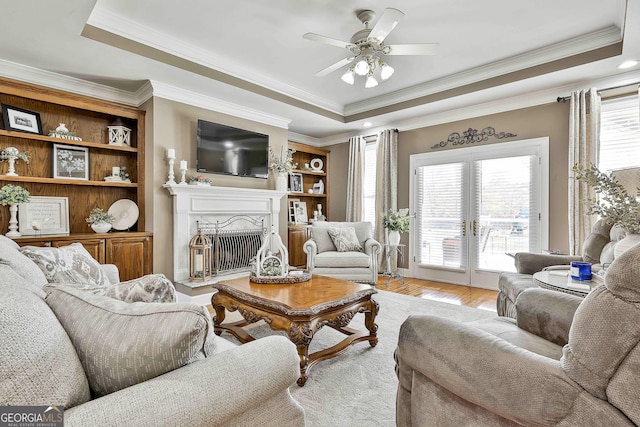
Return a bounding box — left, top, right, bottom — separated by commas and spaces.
211, 274, 379, 386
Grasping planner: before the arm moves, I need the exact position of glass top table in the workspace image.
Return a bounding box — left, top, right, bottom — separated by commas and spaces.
533, 270, 600, 297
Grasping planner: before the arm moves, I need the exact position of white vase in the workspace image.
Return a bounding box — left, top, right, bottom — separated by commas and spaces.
5, 156, 17, 176
91, 222, 112, 233
6, 204, 20, 238
275, 173, 288, 191
614, 233, 640, 258
388, 230, 401, 246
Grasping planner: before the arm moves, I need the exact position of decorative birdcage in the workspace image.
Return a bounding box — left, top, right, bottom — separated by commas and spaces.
189, 228, 212, 281
253, 226, 289, 278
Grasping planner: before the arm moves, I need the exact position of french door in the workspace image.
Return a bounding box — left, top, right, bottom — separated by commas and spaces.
409, 138, 549, 289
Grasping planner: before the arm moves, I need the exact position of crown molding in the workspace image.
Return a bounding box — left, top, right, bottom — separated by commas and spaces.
344, 26, 623, 115
149, 80, 291, 129
86, 5, 344, 115
287, 131, 323, 147
0, 59, 139, 106
311, 68, 640, 147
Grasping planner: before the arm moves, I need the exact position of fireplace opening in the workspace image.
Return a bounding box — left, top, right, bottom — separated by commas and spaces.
197, 216, 267, 276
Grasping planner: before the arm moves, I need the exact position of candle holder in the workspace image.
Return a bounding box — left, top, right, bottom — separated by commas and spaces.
179, 160, 187, 185
166, 151, 176, 185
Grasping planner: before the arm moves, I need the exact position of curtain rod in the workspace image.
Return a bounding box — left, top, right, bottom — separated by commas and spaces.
556, 81, 640, 103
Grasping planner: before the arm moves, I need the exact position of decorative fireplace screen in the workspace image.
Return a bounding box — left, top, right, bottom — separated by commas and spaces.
197, 216, 266, 276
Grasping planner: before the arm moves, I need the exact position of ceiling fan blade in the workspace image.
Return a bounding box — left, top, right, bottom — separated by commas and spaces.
385, 43, 440, 55
303, 33, 353, 49
369, 8, 404, 43
315, 57, 355, 77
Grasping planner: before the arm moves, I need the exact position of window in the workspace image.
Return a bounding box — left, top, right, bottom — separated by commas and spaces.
599, 95, 640, 173
363, 141, 377, 228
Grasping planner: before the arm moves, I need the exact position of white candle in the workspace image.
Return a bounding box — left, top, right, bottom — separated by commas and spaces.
194, 254, 203, 272
112, 166, 120, 177
167, 148, 176, 159
180, 160, 187, 170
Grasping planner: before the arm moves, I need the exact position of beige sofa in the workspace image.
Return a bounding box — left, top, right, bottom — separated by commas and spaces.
497, 220, 626, 318
303, 221, 381, 284
395, 242, 640, 426
0, 236, 305, 426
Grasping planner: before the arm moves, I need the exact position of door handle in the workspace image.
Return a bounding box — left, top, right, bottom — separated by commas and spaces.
461, 220, 466, 237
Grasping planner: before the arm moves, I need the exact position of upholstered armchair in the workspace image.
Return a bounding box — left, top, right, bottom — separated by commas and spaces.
303, 221, 381, 284
497, 219, 627, 318
395, 242, 640, 426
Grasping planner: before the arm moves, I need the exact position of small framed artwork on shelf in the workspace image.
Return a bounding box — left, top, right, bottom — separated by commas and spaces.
312, 180, 325, 194
289, 172, 303, 193
288, 198, 299, 223
53, 144, 89, 180
293, 201, 308, 224
1, 104, 43, 135
18, 196, 70, 235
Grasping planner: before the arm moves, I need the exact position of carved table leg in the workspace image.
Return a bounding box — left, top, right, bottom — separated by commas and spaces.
212, 304, 226, 336
288, 321, 314, 386
364, 298, 379, 347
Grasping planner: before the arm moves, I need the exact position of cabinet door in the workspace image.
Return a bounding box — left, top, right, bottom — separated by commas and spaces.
288, 226, 310, 268
53, 239, 105, 263
105, 236, 152, 281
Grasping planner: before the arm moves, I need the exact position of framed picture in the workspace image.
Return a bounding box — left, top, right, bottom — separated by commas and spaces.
18, 196, 70, 235
288, 198, 299, 224
1, 104, 43, 134
53, 144, 89, 180
293, 201, 308, 224
289, 172, 303, 193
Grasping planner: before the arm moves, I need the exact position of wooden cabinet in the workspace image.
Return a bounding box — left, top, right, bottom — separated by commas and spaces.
15, 233, 153, 281
0, 77, 152, 277
287, 142, 329, 223
288, 225, 311, 267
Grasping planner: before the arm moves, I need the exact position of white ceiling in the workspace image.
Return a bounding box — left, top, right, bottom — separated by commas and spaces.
0, 0, 639, 144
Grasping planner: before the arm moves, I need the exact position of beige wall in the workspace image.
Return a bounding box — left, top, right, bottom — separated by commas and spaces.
328, 102, 572, 253
145, 97, 289, 280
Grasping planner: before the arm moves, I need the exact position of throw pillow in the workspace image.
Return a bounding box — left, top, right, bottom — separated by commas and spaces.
327, 227, 363, 252
44, 285, 217, 397
45, 274, 176, 303
0, 238, 48, 288
0, 269, 90, 408
20, 243, 111, 287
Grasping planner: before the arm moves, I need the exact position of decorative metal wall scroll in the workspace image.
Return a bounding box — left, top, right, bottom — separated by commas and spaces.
431, 127, 517, 149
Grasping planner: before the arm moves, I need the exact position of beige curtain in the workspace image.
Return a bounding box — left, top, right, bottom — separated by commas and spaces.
568, 88, 600, 255
346, 136, 366, 221
374, 129, 398, 270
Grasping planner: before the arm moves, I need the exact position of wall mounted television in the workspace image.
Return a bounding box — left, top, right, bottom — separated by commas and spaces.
196, 119, 269, 179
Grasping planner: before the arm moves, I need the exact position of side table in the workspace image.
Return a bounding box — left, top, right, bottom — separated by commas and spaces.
384, 243, 406, 288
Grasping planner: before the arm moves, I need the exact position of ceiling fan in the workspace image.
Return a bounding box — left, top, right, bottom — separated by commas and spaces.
303, 8, 439, 88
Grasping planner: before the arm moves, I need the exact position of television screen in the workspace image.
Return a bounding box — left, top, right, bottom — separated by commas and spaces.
196, 119, 269, 179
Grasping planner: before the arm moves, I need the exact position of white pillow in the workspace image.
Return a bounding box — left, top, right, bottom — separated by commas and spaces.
327, 227, 363, 252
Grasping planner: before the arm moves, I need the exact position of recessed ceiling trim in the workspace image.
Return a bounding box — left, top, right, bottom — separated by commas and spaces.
149, 80, 292, 129
84, 5, 344, 115
344, 26, 623, 115
0, 59, 139, 106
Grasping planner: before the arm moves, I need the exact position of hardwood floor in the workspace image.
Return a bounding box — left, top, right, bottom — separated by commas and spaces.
374, 276, 498, 312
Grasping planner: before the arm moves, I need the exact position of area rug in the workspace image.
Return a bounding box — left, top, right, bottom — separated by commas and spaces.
220, 289, 496, 427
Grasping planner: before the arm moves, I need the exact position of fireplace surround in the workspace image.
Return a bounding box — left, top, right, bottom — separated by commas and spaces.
164, 184, 287, 303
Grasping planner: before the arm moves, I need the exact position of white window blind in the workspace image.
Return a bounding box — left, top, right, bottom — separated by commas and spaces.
600, 95, 640, 173
363, 141, 377, 228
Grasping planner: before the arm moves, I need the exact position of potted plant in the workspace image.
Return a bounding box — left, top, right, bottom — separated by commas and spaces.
382, 208, 410, 246
573, 164, 640, 255
0, 184, 30, 237
85, 207, 115, 233
268, 147, 296, 191
0, 147, 29, 176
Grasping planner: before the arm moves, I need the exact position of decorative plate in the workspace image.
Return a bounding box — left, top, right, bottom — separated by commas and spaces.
108, 199, 139, 231
310, 158, 323, 171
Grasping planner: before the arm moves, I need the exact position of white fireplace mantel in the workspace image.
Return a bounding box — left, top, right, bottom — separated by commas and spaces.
164, 184, 287, 293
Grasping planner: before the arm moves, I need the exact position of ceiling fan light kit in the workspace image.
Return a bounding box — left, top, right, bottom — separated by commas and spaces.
304, 7, 438, 88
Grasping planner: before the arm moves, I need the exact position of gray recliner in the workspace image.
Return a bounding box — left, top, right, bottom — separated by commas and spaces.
395, 242, 640, 426
497, 220, 627, 318
303, 221, 381, 284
